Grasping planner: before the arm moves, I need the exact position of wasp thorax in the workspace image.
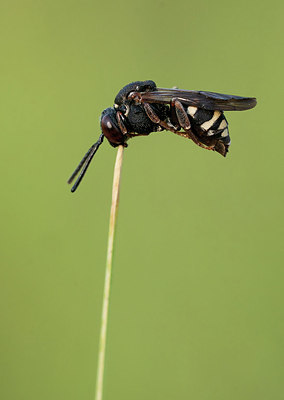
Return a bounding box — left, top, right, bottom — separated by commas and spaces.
100, 109, 124, 146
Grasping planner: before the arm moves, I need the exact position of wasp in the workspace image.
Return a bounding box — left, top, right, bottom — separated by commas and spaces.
68, 80, 256, 192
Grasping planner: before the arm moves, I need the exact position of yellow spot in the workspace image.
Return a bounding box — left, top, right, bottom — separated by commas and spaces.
187, 106, 197, 116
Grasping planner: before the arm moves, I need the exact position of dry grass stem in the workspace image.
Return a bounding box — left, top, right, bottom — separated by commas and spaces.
95, 145, 124, 400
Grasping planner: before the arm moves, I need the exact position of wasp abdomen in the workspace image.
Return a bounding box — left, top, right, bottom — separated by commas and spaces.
187, 106, 230, 145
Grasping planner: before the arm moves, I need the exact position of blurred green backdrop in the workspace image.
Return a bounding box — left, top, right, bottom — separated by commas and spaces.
1, 1, 283, 399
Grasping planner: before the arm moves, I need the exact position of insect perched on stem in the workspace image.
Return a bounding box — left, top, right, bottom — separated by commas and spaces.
68, 80, 257, 192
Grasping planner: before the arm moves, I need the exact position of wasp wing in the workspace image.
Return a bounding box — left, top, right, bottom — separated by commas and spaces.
140, 88, 257, 111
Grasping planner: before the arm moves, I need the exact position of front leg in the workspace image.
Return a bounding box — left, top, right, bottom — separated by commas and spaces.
116, 111, 128, 134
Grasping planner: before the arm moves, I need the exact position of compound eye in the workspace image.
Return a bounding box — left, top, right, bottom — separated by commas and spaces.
101, 115, 124, 145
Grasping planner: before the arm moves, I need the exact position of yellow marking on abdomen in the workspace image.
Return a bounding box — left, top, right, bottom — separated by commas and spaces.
200, 111, 221, 131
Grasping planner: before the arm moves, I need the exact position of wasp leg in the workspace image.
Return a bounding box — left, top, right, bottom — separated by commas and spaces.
171, 99, 215, 151
116, 111, 128, 134
171, 99, 192, 130
143, 102, 178, 133
128, 92, 179, 132
143, 100, 212, 152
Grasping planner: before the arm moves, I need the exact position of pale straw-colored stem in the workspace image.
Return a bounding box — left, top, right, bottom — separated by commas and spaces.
95, 145, 124, 400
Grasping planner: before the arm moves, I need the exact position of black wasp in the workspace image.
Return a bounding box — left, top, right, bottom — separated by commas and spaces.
68, 80, 256, 192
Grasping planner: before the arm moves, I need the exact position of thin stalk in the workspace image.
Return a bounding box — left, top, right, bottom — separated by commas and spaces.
95, 145, 124, 400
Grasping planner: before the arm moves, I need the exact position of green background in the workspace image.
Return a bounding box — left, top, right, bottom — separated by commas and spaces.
1, 1, 283, 399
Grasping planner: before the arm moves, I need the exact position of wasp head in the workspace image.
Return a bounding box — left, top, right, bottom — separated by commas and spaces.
100, 108, 125, 147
